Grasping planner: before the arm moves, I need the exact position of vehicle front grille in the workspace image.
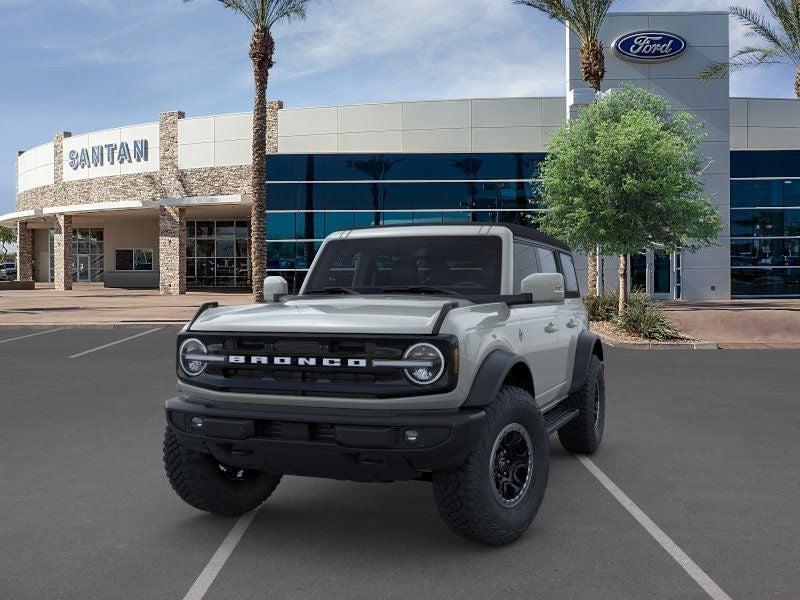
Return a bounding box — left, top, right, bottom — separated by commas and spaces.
177, 333, 457, 399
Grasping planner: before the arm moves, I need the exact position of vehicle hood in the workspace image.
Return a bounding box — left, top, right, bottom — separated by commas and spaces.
189, 296, 459, 335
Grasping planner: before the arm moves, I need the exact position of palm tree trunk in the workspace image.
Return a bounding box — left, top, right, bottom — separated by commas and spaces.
249, 29, 274, 303
796, 67, 800, 102
580, 40, 605, 93
618, 254, 628, 314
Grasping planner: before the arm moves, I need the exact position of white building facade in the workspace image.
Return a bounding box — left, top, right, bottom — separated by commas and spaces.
3, 11, 799, 299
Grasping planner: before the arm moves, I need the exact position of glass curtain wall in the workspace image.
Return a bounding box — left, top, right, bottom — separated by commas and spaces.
731, 151, 800, 297
186, 220, 251, 288
265, 153, 546, 292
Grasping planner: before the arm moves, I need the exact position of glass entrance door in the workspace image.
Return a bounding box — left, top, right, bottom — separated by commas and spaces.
653, 249, 671, 298
77, 256, 90, 282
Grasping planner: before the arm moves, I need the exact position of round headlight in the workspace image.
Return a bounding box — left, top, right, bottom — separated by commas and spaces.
403, 343, 445, 386
179, 338, 208, 377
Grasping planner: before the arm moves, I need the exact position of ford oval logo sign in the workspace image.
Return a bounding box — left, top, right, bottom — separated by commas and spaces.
613, 31, 687, 62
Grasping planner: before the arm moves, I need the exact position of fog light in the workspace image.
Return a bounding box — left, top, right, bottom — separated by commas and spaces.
404, 429, 420, 444
189, 416, 204, 431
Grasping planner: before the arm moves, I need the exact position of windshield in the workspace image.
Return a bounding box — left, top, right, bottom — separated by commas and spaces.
303, 235, 502, 296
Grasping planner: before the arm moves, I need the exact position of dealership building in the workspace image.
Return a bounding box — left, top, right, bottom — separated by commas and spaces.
4, 10, 800, 299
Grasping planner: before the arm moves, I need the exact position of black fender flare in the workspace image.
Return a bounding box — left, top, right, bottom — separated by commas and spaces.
462, 348, 531, 407
568, 330, 604, 395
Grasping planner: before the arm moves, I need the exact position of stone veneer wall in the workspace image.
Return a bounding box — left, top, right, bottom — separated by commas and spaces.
158, 206, 186, 295
16, 222, 33, 281
53, 214, 73, 291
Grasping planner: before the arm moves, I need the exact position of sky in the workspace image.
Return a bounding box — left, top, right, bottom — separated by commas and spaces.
1, 0, 797, 215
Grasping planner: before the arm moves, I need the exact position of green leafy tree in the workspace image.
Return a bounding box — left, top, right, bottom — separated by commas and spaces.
515, 0, 616, 294
536, 85, 722, 312
184, 0, 315, 302
0, 226, 15, 263
699, 2, 800, 100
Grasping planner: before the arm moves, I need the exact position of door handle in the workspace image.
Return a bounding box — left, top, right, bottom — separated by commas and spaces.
567, 319, 578, 328
544, 322, 559, 334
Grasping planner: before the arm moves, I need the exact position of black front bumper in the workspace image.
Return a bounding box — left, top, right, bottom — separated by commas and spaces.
166, 396, 485, 482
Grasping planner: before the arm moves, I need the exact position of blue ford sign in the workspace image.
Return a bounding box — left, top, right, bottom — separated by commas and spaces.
613, 31, 687, 62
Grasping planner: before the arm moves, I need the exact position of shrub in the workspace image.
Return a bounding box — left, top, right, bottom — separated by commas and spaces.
614, 293, 684, 341
583, 289, 619, 322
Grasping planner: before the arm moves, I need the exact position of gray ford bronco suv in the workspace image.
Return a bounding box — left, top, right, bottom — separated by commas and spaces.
164, 223, 604, 545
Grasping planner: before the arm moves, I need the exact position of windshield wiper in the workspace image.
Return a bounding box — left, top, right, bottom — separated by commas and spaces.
303, 287, 361, 295
380, 286, 461, 297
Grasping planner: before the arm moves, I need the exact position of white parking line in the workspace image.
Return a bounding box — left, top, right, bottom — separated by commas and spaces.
0, 329, 63, 345
182, 508, 261, 600
577, 455, 733, 600
68, 328, 162, 359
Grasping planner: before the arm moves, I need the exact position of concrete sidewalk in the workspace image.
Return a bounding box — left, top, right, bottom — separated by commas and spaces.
0, 284, 250, 327
665, 300, 800, 349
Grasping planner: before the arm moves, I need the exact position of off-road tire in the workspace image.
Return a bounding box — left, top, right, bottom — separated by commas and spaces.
558, 354, 604, 454
163, 427, 282, 516
431, 386, 549, 546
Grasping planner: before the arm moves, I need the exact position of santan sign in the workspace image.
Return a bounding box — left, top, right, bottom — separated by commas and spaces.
68, 139, 149, 170
613, 31, 687, 62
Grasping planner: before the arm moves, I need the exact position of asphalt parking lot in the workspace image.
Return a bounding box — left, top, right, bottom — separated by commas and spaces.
1, 327, 799, 600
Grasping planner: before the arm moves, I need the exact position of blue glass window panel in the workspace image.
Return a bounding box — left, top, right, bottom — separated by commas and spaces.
754, 151, 783, 177
267, 184, 298, 210
730, 181, 754, 208
323, 183, 354, 211
412, 154, 443, 180
379, 154, 411, 180
297, 183, 325, 211
354, 212, 378, 228
754, 180, 783, 207
296, 241, 317, 269
732, 267, 800, 295
353, 183, 381, 211
472, 211, 499, 223
499, 182, 531, 209
443, 211, 473, 222
753, 210, 784, 237
785, 210, 800, 236
267, 242, 297, 269
325, 155, 360, 180
266, 213, 296, 240
297, 155, 325, 181
730, 151, 754, 178
445, 154, 487, 180
500, 211, 530, 226
293, 212, 316, 240
730, 210, 753, 237
383, 183, 414, 210
471, 183, 499, 210
411, 183, 442, 210
517, 153, 546, 179
783, 180, 800, 207
325, 212, 355, 236
266, 155, 300, 181
442, 183, 470, 209
381, 212, 413, 225
780, 150, 800, 177
413, 212, 443, 223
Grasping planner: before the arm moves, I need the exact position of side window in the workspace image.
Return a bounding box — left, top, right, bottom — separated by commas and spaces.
560, 252, 580, 295
513, 242, 538, 293
536, 247, 558, 273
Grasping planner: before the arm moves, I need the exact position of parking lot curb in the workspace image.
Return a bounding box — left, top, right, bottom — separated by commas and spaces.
596, 334, 719, 350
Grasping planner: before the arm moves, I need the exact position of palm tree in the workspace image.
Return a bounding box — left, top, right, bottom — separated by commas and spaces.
185, 0, 313, 302
515, 0, 616, 295
699, 2, 800, 101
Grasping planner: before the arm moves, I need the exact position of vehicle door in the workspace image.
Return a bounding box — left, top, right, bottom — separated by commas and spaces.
512, 241, 564, 406
558, 251, 583, 391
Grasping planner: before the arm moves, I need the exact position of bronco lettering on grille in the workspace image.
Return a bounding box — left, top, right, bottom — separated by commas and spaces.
227, 355, 368, 368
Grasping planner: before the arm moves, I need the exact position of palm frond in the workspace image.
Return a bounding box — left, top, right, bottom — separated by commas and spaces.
699, 46, 788, 80
515, 0, 616, 43
730, 5, 800, 64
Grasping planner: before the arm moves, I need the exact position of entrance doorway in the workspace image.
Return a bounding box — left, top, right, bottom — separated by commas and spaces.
72, 228, 104, 283
625, 248, 678, 299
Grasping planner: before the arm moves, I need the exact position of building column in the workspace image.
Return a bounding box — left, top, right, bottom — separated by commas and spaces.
16, 221, 34, 282
53, 214, 73, 291
159, 205, 185, 295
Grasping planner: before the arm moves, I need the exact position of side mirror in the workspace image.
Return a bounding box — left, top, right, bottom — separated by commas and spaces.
263, 276, 288, 303
521, 273, 565, 304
